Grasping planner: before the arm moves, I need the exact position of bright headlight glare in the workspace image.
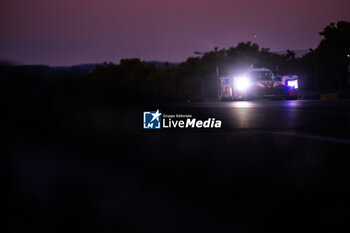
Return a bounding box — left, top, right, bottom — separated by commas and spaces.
287, 80, 298, 89
235, 77, 250, 91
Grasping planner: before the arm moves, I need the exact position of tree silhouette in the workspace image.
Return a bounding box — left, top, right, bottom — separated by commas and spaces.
301, 21, 350, 90
84, 20, 349, 101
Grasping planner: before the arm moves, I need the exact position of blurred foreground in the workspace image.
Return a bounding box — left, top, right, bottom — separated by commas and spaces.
5, 69, 350, 232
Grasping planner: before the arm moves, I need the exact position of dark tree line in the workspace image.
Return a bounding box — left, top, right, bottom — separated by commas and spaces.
85, 21, 349, 102
302, 21, 350, 90
1, 21, 349, 106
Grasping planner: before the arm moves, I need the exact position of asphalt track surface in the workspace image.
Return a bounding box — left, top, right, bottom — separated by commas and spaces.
169, 99, 350, 141
10, 99, 350, 232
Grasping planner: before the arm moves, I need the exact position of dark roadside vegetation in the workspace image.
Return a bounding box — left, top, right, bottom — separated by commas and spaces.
6, 21, 350, 232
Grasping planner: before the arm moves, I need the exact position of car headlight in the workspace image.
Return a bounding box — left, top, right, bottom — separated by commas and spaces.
235, 77, 250, 91
287, 80, 298, 89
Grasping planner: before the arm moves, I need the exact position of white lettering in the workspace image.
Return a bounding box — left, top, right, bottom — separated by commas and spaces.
215, 120, 222, 128
162, 119, 169, 128
186, 118, 196, 127
178, 121, 184, 128
203, 119, 210, 128
162, 117, 221, 128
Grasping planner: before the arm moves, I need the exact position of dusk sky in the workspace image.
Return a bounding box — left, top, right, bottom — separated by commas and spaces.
1, 0, 350, 66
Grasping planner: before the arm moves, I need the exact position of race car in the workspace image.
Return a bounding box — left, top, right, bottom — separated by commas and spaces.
217, 68, 298, 100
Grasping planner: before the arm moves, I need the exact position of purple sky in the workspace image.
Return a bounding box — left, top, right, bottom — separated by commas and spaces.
1, 0, 350, 66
